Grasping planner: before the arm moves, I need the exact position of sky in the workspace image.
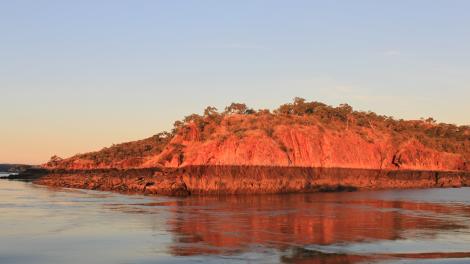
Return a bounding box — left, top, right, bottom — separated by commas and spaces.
1, 0, 469, 164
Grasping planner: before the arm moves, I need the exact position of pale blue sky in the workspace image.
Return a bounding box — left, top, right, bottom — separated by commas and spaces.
1, 0, 469, 164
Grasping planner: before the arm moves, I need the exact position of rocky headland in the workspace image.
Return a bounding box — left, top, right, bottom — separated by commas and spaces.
33, 98, 470, 196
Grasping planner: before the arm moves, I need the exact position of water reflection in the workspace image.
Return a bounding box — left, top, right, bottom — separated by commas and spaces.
1, 180, 470, 264
161, 193, 470, 260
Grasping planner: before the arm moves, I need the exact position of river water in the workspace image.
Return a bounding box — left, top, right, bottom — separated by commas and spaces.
1, 178, 470, 264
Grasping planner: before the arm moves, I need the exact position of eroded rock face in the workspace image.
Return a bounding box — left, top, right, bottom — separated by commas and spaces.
38, 110, 469, 196
42, 116, 469, 173
35, 169, 189, 197
177, 166, 470, 194
391, 139, 466, 171
139, 124, 467, 172
34, 166, 470, 196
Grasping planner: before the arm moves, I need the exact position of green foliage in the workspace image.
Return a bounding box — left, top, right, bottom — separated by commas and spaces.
224, 103, 254, 115
77, 132, 172, 164
203, 106, 218, 117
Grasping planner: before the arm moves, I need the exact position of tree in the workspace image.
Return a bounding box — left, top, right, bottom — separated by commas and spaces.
245, 108, 256, 114
47, 155, 63, 166
293, 97, 306, 105
49, 155, 63, 162
184, 114, 203, 123
323, 103, 353, 129
338, 103, 353, 113
257, 109, 271, 115
333, 103, 353, 122
203, 106, 218, 117
292, 97, 308, 115
172, 120, 184, 134
275, 103, 294, 115
425, 117, 437, 124
225, 103, 250, 114
274, 98, 325, 116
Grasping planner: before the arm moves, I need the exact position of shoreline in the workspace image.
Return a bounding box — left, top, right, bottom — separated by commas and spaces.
12, 166, 469, 197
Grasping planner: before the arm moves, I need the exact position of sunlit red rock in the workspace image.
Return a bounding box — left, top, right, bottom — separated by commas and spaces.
38, 101, 470, 195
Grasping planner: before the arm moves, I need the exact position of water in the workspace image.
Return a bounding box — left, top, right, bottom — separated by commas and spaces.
1, 180, 470, 264
0, 172, 13, 178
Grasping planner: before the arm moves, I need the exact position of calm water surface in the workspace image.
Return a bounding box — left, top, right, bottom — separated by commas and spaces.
1, 179, 470, 264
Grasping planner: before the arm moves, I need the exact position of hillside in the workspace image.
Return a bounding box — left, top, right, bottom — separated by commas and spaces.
43, 98, 470, 172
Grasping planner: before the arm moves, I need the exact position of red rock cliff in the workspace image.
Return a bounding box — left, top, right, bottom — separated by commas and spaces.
42, 100, 470, 173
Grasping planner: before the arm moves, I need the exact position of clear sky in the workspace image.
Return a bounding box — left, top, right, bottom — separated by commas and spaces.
1, 0, 469, 164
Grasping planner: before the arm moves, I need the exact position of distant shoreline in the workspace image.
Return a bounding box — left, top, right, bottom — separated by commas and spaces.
0, 172, 17, 178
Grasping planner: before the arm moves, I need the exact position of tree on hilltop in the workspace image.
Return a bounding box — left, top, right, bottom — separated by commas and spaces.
203, 106, 219, 117
224, 103, 254, 115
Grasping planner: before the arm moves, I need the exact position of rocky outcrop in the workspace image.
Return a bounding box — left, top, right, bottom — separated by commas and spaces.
139, 124, 467, 172
35, 166, 470, 196
37, 100, 470, 195
391, 139, 466, 171
179, 166, 470, 194
44, 121, 468, 173
36, 168, 189, 196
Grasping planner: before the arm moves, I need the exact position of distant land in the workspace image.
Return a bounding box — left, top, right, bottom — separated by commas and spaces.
0, 164, 34, 173
29, 98, 470, 195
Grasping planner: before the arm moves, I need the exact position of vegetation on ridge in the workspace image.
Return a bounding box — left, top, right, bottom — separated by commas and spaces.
46, 98, 470, 168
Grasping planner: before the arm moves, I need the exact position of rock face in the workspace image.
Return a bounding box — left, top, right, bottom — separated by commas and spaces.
35, 166, 470, 196
160, 125, 467, 171
38, 100, 470, 195
43, 122, 469, 172
36, 168, 190, 197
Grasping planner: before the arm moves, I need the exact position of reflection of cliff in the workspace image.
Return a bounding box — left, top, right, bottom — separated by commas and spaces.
166, 193, 470, 257
36, 166, 470, 196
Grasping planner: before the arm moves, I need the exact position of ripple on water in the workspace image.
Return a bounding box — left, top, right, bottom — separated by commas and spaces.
1, 180, 470, 263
